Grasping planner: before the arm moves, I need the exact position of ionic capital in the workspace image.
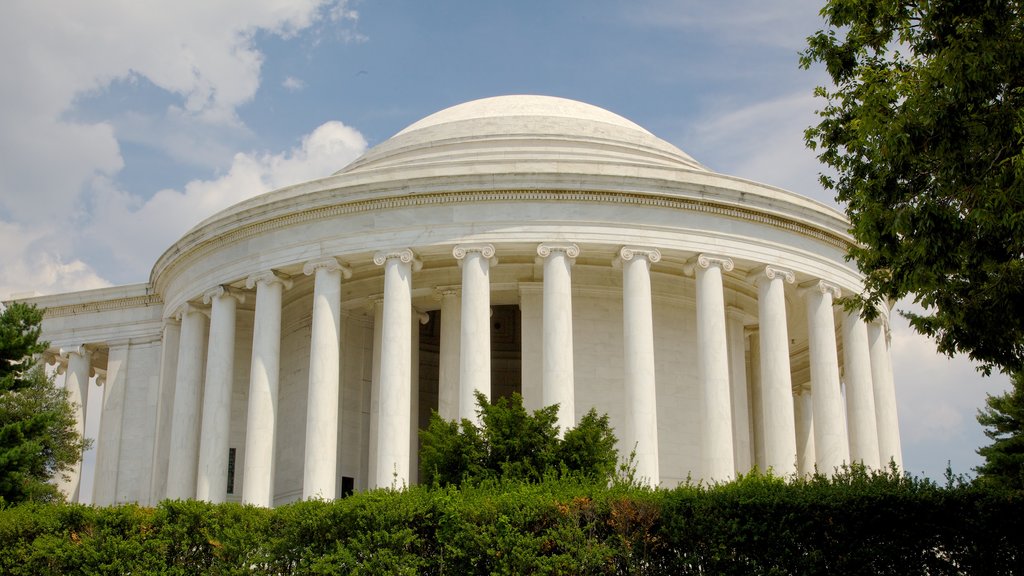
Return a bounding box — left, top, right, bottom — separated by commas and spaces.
746, 264, 796, 285
59, 344, 93, 362
373, 248, 422, 271
202, 285, 246, 305
452, 243, 497, 266
302, 256, 353, 279
684, 253, 734, 275
175, 301, 210, 321
798, 279, 842, 300
613, 246, 662, 269
537, 242, 580, 259
433, 285, 461, 300
245, 270, 294, 291
93, 367, 107, 388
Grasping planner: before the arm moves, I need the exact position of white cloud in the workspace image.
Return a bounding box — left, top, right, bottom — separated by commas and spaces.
889, 300, 1012, 479
0, 0, 349, 223
283, 76, 307, 92
82, 121, 367, 282
0, 220, 110, 300
687, 91, 836, 206
0, 0, 358, 293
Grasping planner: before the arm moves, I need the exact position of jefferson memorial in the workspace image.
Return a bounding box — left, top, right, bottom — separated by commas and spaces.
21, 95, 902, 507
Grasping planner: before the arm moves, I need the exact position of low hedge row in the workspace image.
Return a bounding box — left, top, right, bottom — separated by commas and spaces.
1, 470, 1021, 575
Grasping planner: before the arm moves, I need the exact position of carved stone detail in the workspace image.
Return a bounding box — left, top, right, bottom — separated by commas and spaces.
373, 248, 422, 271
302, 257, 352, 278
536, 242, 580, 259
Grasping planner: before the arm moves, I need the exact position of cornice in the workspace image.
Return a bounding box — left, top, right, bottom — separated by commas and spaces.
40, 294, 163, 319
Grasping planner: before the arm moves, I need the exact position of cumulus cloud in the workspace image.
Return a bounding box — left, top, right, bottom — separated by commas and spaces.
0, 221, 110, 300
82, 121, 367, 282
889, 300, 1012, 478
0, 0, 358, 294
687, 91, 836, 205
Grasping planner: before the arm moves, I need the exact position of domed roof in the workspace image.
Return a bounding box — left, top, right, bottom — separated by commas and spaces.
336, 95, 707, 176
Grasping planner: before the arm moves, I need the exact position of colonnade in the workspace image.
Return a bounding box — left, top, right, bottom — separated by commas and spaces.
57, 242, 902, 506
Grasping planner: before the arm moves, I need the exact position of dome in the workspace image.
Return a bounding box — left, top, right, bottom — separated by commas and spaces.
336, 95, 707, 177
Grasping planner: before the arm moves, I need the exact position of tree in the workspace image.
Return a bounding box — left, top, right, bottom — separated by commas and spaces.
801, 0, 1024, 374
975, 371, 1024, 489
419, 392, 619, 487
0, 302, 88, 503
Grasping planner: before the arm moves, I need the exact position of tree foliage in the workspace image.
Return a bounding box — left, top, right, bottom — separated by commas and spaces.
0, 303, 88, 503
976, 371, 1024, 489
801, 0, 1024, 374
419, 392, 619, 487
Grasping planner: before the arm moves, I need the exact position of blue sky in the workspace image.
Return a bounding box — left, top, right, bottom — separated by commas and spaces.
0, 0, 1009, 488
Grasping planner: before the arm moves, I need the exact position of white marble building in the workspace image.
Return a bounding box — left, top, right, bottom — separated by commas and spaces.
18, 95, 902, 507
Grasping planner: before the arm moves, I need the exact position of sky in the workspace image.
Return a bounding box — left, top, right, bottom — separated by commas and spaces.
0, 0, 1011, 489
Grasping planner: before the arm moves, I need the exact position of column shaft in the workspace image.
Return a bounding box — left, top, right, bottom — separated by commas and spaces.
619, 247, 660, 486
243, 272, 290, 506
167, 306, 207, 500
842, 310, 881, 468
538, 243, 578, 433
455, 244, 495, 422
93, 342, 129, 506
150, 320, 180, 503
436, 289, 461, 421
695, 255, 735, 482
60, 348, 92, 502
374, 249, 419, 488
196, 287, 242, 503
795, 389, 816, 476
804, 280, 850, 475
302, 258, 348, 500
868, 321, 903, 469
753, 266, 798, 476
727, 312, 753, 474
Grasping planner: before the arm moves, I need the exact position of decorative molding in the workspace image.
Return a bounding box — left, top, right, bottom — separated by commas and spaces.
302, 256, 353, 279
175, 301, 209, 321
373, 248, 422, 271
746, 264, 796, 285
202, 285, 246, 305
536, 242, 580, 259
245, 270, 294, 291
40, 294, 163, 319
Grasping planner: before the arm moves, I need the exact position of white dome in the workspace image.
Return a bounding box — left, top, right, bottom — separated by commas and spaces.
337, 95, 707, 176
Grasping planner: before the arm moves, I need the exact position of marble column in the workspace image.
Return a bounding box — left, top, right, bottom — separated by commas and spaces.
617, 246, 661, 486
196, 286, 244, 503
302, 257, 350, 500
453, 244, 496, 423
842, 309, 881, 469
151, 319, 180, 503
747, 329, 766, 471
748, 265, 798, 476
694, 254, 736, 482
410, 310, 428, 485
367, 297, 383, 489
435, 287, 461, 421
59, 346, 92, 502
726, 309, 753, 474
868, 319, 903, 469
803, 279, 849, 475
167, 304, 208, 500
537, 242, 578, 434
242, 270, 292, 507
373, 249, 420, 488
93, 340, 129, 506
794, 387, 816, 476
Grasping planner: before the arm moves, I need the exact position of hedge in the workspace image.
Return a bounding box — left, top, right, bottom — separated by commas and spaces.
1, 469, 1021, 575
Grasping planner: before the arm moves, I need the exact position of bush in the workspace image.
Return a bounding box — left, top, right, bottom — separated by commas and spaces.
0, 470, 1021, 575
